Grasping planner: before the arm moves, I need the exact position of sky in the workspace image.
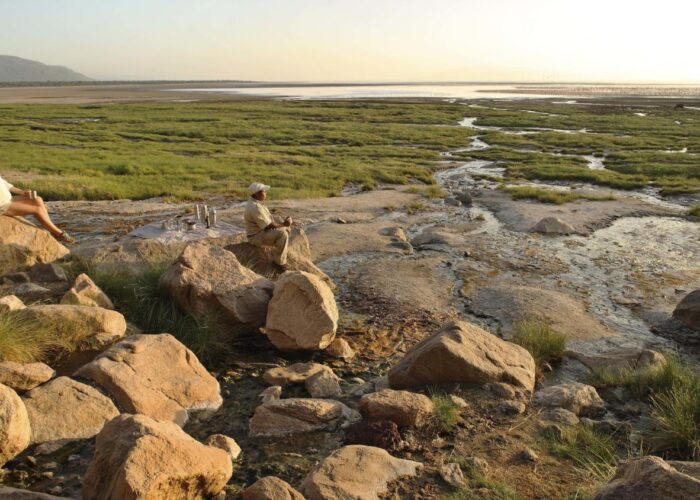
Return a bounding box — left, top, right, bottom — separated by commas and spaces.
2, 0, 699, 83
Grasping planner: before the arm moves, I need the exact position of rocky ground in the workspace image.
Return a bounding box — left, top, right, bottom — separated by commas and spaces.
0, 147, 699, 498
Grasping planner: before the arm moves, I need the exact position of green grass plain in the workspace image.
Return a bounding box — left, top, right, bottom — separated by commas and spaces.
0, 99, 698, 201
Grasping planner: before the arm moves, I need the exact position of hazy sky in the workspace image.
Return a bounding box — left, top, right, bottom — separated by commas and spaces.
2, 0, 699, 82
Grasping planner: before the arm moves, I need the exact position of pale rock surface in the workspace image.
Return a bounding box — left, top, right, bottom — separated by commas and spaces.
263, 272, 338, 350
359, 389, 434, 427
673, 290, 700, 331
0, 383, 31, 466
544, 408, 580, 426
568, 348, 666, 374
249, 398, 357, 437
305, 370, 342, 398
324, 337, 355, 361
0, 361, 55, 392
205, 434, 242, 461
259, 386, 282, 403
299, 445, 421, 500
22, 376, 119, 446
242, 476, 305, 500
595, 456, 700, 500
226, 227, 334, 289
0, 295, 25, 312
531, 216, 576, 235
160, 241, 274, 327
60, 273, 114, 309
388, 321, 536, 392
440, 462, 467, 488
76, 334, 222, 426
534, 382, 605, 417
0, 217, 69, 275
18, 304, 126, 340
263, 363, 331, 386
28, 263, 67, 283
82, 414, 232, 500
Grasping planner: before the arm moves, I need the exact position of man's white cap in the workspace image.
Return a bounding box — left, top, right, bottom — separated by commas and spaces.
248, 182, 270, 196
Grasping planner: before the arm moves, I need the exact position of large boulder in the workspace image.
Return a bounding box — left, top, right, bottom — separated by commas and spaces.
242, 477, 305, 500
0, 383, 31, 466
82, 414, 232, 500
595, 456, 700, 500
299, 445, 421, 500
227, 227, 335, 289
17, 305, 126, 340
531, 216, 576, 235
76, 334, 222, 426
22, 376, 119, 446
0, 217, 69, 275
60, 273, 114, 309
534, 382, 605, 417
673, 290, 700, 331
249, 398, 357, 437
0, 362, 54, 393
388, 321, 536, 392
359, 389, 434, 428
263, 271, 338, 350
160, 240, 274, 327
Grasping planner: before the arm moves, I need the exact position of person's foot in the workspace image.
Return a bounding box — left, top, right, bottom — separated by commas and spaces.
55, 231, 76, 244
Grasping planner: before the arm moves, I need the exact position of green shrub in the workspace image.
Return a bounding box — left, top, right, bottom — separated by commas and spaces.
430, 390, 460, 432
0, 311, 71, 363
511, 319, 567, 368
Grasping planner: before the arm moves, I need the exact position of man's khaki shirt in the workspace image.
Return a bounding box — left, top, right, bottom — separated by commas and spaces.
245, 198, 273, 237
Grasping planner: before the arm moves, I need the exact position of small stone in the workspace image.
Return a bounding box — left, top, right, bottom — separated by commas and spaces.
259, 386, 282, 403
489, 382, 517, 399
325, 338, 356, 361
445, 198, 462, 207
305, 370, 342, 399
521, 448, 539, 462
439, 463, 467, 488
205, 434, 242, 461
24, 455, 36, 467
449, 395, 469, 408
48, 486, 63, 496
544, 408, 579, 426
350, 377, 365, 385
335, 218, 348, 224
461, 456, 489, 475
40, 471, 54, 479
499, 400, 526, 415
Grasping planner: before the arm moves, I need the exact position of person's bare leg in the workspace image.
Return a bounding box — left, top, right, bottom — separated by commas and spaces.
4, 197, 63, 236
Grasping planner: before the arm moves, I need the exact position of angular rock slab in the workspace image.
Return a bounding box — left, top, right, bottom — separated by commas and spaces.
18, 304, 126, 339
22, 376, 119, 446
0, 216, 69, 275
595, 456, 700, 500
534, 382, 605, 417
61, 273, 114, 309
263, 362, 331, 386
242, 476, 305, 500
76, 334, 222, 426
673, 289, 700, 331
249, 398, 357, 437
531, 216, 576, 235
0, 361, 55, 392
359, 389, 434, 427
263, 271, 338, 351
82, 414, 232, 500
299, 445, 421, 500
388, 321, 536, 392
0, 383, 31, 466
160, 240, 274, 327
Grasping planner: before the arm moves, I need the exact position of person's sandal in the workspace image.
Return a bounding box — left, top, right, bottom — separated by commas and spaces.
55, 231, 76, 244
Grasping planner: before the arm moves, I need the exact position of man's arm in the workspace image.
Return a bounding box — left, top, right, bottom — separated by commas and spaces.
8, 185, 30, 197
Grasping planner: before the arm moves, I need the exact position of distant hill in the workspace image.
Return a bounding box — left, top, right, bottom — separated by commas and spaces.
0, 55, 91, 83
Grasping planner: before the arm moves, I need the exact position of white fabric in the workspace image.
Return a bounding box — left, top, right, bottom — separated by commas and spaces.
0, 175, 13, 214
248, 182, 270, 196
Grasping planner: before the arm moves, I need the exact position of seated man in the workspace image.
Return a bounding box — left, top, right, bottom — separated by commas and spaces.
244, 182, 291, 269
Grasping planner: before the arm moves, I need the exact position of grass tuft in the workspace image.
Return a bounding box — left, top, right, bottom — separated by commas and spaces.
543, 425, 619, 482
445, 456, 522, 499
429, 390, 460, 433
0, 311, 72, 363
511, 319, 567, 369
503, 186, 615, 205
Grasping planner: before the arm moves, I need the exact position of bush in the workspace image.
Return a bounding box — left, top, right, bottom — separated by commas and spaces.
430, 390, 460, 433
588, 356, 691, 399
0, 311, 71, 363
511, 319, 567, 368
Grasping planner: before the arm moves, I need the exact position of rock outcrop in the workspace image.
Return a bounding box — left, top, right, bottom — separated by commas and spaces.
359, 389, 434, 427
673, 290, 700, 331
0, 217, 69, 275
263, 271, 338, 350
160, 241, 274, 327
0, 361, 55, 392
82, 414, 232, 500
299, 445, 421, 500
388, 321, 536, 392
531, 216, 576, 235
242, 476, 305, 500
18, 305, 126, 341
249, 398, 357, 437
595, 456, 700, 500
60, 274, 114, 309
0, 383, 31, 466
22, 376, 119, 446
227, 227, 334, 289
76, 334, 222, 426
534, 382, 605, 417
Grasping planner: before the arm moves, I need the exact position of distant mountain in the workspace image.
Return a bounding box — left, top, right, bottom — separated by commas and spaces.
0, 55, 91, 83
